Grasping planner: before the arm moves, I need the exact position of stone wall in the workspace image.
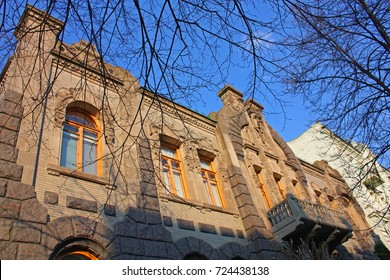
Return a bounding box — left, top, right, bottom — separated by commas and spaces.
0, 90, 50, 259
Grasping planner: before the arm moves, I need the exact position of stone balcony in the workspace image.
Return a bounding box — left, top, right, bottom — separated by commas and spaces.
267, 194, 352, 249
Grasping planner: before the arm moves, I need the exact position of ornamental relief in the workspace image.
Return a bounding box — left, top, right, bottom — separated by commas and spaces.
182, 140, 199, 174
198, 136, 218, 154
54, 87, 104, 122
244, 151, 261, 169
221, 93, 245, 113
54, 88, 74, 127
248, 111, 270, 149
241, 126, 257, 148
216, 157, 229, 184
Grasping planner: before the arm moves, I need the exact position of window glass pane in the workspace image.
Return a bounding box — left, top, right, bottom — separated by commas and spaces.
171, 160, 180, 170
82, 137, 97, 175
60, 131, 78, 169
173, 171, 184, 197
63, 123, 78, 133
203, 179, 213, 204
84, 130, 97, 140
161, 158, 168, 166
161, 147, 175, 158
66, 112, 96, 128
211, 182, 222, 206
200, 160, 211, 170
163, 169, 171, 193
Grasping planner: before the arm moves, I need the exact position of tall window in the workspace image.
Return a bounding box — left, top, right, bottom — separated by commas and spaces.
161, 146, 186, 197
200, 159, 223, 207
60, 109, 101, 176
258, 173, 272, 208
274, 174, 286, 199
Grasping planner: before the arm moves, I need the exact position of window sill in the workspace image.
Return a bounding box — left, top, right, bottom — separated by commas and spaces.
47, 163, 113, 187
159, 193, 239, 217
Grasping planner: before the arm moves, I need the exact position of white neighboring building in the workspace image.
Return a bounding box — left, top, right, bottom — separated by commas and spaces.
288, 122, 390, 250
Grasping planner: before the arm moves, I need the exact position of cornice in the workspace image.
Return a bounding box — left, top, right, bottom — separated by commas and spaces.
51, 55, 124, 90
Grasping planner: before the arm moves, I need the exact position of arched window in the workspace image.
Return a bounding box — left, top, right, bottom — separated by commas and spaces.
50, 238, 104, 260
60, 108, 101, 176
56, 248, 100, 260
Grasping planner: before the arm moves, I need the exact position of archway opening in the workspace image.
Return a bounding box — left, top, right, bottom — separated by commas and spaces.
50, 238, 105, 260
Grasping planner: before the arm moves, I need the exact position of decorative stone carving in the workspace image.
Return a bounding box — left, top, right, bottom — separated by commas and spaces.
54, 88, 73, 127
182, 140, 198, 173
249, 112, 269, 148
219, 85, 245, 113
222, 93, 244, 112
216, 157, 229, 184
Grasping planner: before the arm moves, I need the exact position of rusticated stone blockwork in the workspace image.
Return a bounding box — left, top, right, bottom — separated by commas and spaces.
177, 219, 195, 231
199, 223, 217, 234
220, 227, 235, 237
66, 196, 98, 213
104, 204, 116, 216
44, 191, 58, 205
0, 5, 379, 260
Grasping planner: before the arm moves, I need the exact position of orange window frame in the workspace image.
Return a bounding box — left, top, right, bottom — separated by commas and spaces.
64, 250, 100, 260
161, 145, 188, 198
258, 174, 272, 208
61, 110, 103, 177
200, 158, 224, 207
274, 176, 286, 199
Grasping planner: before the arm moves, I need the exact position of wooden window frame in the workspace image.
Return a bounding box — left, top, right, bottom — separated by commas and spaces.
60, 250, 100, 260
60, 109, 103, 177
258, 173, 272, 209
274, 173, 286, 199
161, 145, 188, 198
200, 157, 224, 207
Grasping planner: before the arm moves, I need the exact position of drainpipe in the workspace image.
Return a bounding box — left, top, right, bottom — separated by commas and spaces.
32, 61, 53, 188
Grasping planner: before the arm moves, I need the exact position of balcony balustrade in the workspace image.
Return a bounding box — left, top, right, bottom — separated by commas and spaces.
267, 194, 352, 248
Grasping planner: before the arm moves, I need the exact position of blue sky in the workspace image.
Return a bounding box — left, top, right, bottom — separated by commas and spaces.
192, 78, 312, 143
3, 1, 313, 143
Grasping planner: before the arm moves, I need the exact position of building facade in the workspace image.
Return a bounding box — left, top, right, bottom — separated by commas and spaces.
0, 6, 378, 260
289, 122, 390, 251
